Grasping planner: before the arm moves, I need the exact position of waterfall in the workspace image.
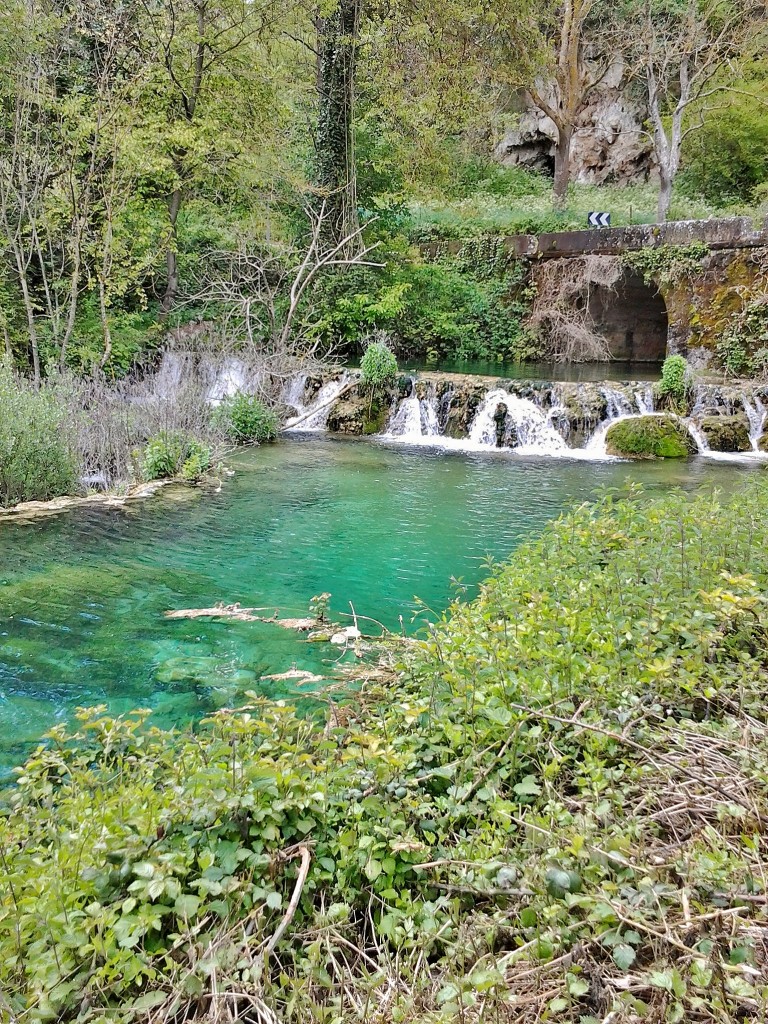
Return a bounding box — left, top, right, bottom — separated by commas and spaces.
206, 357, 247, 404
468, 390, 567, 453
743, 396, 767, 451
153, 351, 185, 399
685, 421, 710, 454
278, 368, 768, 462
284, 373, 351, 431
383, 394, 440, 439
581, 386, 641, 456
635, 386, 655, 416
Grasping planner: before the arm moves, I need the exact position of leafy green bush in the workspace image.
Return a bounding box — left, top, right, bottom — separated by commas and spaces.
309, 245, 537, 364
715, 297, 768, 377
360, 339, 398, 388
623, 244, 709, 287
605, 413, 695, 458
217, 393, 279, 444
141, 431, 211, 482
679, 68, 768, 204
0, 365, 79, 506
4, 484, 768, 1022
658, 355, 689, 399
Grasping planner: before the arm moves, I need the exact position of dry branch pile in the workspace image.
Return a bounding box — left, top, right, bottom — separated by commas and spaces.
529, 256, 623, 363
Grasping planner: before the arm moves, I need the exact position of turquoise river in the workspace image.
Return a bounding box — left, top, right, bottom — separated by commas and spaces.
0, 435, 760, 769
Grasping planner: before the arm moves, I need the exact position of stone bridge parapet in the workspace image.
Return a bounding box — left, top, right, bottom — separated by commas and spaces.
423, 217, 768, 367
423, 216, 768, 260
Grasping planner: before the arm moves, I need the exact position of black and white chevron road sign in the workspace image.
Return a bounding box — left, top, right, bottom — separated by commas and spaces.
588, 211, 611, 228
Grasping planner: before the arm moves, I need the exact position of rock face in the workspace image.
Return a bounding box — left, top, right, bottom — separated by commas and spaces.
696, 414, 752, 453
605, 415, 696, 459
494, 69, 656, 186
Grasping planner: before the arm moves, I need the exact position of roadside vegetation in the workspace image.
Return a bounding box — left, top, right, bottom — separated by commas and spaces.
3, 482, 768, 1022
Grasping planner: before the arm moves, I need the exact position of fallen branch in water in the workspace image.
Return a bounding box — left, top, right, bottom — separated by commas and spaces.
163, 602, 401, 644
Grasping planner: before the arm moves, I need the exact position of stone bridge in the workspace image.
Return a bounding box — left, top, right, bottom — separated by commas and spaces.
426, 217, 768, 367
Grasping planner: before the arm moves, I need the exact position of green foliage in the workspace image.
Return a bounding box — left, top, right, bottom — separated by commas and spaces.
654, 354, 691, 412
605, 414, 695, 458
64, 299, 160, 377
141, 432, 211, 482
715, 297, 768, 377
311, 242, 537, 364
360, 339, 398, 388
623, 243, 710, 287
4, 483, 768, 1021
0, 364, 79, 506
680, 65, 768, 204
216, 393, 279, 444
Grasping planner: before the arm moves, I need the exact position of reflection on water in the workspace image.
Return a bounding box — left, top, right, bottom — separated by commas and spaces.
396, 359, 663, 382
0, 436, 758, 768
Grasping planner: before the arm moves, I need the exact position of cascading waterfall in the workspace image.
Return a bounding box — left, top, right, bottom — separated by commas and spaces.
206, 357, 247, 404
468, 390, 567, 453
635, 386, 655, 415
583, 385, 659, 457
281, 369, 768, 460
284, 374, 351, 431
743, 396, 767, 451
284, 373, 352, 431
384, 394, 440, 439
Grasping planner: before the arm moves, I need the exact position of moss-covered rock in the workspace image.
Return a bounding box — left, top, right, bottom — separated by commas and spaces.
696, 414, 752, 453
758, 431, 768, 452
605, 415, 696, 459
326, 387, 394, 435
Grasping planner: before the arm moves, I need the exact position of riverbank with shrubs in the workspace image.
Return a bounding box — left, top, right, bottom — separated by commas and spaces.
0, 362, 282, 510
2, 481, 767, 1022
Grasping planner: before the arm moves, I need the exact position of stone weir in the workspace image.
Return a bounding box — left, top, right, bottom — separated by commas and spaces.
283, 370, 768, 460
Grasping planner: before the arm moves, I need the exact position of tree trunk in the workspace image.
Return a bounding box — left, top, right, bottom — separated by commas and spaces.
552, 124, 573, 204
657, 168, 673, 222
59, 258, 81, 370
98, 277, 112, 370
14, 259, 40, 386
160, 187, 182, 318
316, 0, 361, 249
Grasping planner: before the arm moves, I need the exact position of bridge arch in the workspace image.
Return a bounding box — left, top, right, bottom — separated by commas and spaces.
588, 268, 668, 362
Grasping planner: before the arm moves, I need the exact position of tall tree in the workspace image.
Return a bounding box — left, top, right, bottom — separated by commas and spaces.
628, 0, 767, 221
315, 0, 362, 249
518, 0, 621, 202
135, 0, 278, 317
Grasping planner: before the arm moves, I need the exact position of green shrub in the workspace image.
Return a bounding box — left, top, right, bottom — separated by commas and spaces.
309, 247, 537, 364
360, 340, 398, 388
623, 244, 709, 287
218, 393, 279, 444
658, 355, 689, 398
141, 431, 211, 482
0, 365, 79, 506
679, 68, 768, 204
654, 354, 691, 413
605, 414, 695, 458
716, 297, 768, 377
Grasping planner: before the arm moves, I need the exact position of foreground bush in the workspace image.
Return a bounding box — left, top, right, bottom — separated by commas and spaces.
141, 431, 211, 482
3, 484, 768, 1022
606, 414, 696, 458
0, 364, 79, 506
216, 392, 279, 444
